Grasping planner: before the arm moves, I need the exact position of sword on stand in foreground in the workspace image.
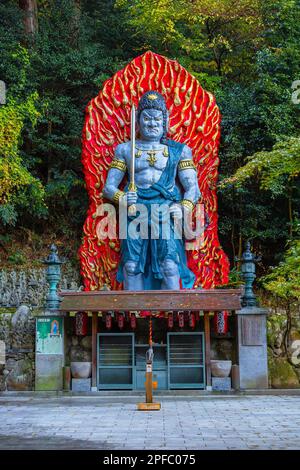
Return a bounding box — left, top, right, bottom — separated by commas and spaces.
128, 104, 137, 216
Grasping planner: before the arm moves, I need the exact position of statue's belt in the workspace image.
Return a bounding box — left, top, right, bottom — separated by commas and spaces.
135, 184, 181, 203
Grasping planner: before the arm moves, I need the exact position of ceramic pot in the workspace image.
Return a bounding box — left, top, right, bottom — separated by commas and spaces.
70, 361, 92, 379
210, 360, 232, 378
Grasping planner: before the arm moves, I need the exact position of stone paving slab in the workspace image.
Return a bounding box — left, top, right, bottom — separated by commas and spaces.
0, 395, 300, 450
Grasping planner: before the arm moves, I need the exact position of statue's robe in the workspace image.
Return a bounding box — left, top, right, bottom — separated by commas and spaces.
117, 139, 195, 289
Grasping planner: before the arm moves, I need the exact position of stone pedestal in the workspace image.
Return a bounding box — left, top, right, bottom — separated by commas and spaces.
212, 377, 231, 391
72, 378, 91, 392
236, 306, 269, 389
36, 354, 63, 390
35, 313, 65, 391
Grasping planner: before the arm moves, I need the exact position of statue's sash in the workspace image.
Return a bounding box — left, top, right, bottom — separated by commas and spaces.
135, 140, 184, 203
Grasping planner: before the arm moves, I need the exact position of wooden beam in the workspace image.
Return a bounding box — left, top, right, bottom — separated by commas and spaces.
60, 289, 242, 313
204, 312, 211, 388
92, 313, 98, 389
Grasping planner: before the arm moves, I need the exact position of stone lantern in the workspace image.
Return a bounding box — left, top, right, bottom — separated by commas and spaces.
235, 241, 269, 390
35, 244, 65, 391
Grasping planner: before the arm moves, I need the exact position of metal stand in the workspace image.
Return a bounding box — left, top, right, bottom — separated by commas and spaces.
137, 315, 161, 411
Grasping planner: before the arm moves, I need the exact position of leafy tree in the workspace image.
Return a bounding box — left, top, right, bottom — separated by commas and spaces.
217, 0, 300, 263
263, 234, 300, 301
0, 0, 299, 275
0, 5, 46, 226
116, 0, 263, 90
221, 137, 300, 236
262, 229, 300, 360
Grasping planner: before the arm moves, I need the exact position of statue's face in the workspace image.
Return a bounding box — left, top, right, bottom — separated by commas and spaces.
139, 109, 164, 141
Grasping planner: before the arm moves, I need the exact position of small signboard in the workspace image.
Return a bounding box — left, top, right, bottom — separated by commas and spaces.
241, 317, 263, 346
36, 317, 63, 354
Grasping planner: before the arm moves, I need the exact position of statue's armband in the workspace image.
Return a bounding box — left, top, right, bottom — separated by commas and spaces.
103, 146, 128, 202
109, 159, 127, 173
178, 159, 196, 172
178, 149, 201, 206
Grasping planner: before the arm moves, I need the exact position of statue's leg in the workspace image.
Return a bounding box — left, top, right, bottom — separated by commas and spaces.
123, 260, 144, 290
160, 258, 180, 290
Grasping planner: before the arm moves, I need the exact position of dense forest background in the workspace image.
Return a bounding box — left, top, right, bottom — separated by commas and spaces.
0, 0, 299, 302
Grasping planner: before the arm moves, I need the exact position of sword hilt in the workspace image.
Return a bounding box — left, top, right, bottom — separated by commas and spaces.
128, 182, 137, 216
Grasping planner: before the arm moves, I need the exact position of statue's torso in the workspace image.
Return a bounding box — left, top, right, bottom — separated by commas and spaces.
122, 140, 169, 189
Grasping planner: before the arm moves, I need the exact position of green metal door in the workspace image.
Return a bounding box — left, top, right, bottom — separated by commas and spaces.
97, 333, 134, 390
167, 332, 205, 389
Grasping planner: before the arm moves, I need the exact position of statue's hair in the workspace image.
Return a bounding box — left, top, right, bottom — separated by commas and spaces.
137, 91, 168, 144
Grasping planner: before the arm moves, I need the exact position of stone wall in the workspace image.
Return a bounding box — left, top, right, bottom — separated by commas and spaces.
0, 306, 35, 391
0, 266, 81, 309
0, 264, 81, 391
267, 311, 300, 388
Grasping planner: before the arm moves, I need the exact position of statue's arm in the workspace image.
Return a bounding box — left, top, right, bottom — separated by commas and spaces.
178, 146, 201, 209
103, 145, 127, 203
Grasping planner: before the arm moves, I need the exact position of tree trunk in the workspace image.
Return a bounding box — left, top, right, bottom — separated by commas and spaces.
19, 0, 38, 35
288, 184, 293, 237
70, 0, 81, 47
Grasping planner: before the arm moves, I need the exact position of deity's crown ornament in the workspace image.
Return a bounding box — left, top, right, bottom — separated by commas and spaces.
148, 93, 158, 100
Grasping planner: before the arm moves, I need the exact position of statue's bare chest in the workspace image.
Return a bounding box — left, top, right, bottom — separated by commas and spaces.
124, 145, 169, 173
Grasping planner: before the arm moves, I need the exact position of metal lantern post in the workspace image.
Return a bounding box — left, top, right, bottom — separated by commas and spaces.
237, 241, 261, 308
43, 244, 64, 311
137, 314, 161, 411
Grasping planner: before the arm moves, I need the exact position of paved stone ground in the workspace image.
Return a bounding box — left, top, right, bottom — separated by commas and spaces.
0, 395, 300, 450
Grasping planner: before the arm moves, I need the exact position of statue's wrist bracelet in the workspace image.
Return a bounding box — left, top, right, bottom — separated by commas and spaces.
181, 199, 194, 211
112, 190, 125, 204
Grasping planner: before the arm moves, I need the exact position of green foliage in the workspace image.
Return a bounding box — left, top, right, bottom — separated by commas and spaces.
116, 0, 263, 77
0, 0, 299, 277
221, 137, 300, 196
7, 250, 26, 265
0, 43, 46, 225
262, 234, 300, 300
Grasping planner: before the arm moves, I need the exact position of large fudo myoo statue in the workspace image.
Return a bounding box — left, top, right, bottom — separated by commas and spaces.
80, 51, 230, 292
103, 91, 201, 291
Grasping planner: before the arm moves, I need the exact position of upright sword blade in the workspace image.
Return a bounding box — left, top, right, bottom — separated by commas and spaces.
129, 105, 136, 191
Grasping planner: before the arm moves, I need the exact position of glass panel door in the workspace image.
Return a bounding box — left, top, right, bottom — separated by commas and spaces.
97, 333, 134, 389
167, 332, 205, 389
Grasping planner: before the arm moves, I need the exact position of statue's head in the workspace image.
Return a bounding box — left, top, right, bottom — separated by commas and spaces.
137, 91, 168, 143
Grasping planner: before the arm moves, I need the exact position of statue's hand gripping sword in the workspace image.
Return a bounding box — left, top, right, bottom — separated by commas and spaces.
128, 104, 137, 216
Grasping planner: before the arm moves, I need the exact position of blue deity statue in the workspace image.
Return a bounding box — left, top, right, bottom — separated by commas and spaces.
103, 91, 201, 290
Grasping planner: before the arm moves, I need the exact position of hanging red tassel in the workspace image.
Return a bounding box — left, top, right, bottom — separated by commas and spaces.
140, 310, 151, 317
178, 312, 184, 328
75, 312, 88, 336
167, 312, 174, 329
130, 313, 136, 330
213, 311, 229, 335
105, 313, 112, 330
118, 313, 124, 330
189, 312, 196, 329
